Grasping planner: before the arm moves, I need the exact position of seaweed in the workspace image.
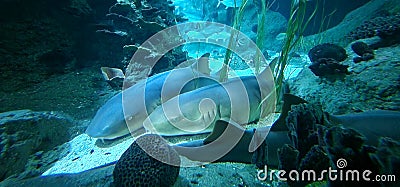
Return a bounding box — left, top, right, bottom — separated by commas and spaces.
219, 0, 249, 82
254, 0, 267, 74
259, 0, 318, 113
274, 0, 317, 101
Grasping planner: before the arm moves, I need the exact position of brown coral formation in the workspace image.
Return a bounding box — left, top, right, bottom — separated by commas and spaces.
351, 41, 375, 63
278, 103, 400, 186
348, 14, 400, 40
113, 134, 180, 187
307, 43, 349, 77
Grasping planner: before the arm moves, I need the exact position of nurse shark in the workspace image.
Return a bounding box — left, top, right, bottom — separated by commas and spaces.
86, 53, 218, 139
143, 66, 275, 136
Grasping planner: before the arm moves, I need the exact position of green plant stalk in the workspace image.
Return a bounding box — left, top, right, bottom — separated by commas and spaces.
219, 0, 249, 82
259, 0, 318, 113
277, 0, 317, 90
254, 0, 267, 75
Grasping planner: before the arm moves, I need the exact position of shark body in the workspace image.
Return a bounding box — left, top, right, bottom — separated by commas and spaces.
86, 54, 218, 139
143, 67, 274, 136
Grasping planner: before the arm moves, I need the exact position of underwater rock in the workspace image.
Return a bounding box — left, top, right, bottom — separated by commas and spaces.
308, 43, 348, 64
290, 43, 400, 115
278, 144, 299, 171
307, 43, 349, 77
229, 58, 249, 70
0, 110, 77, 181
109, 2, 133, 17
351, 41, 375, 63
298, 145, 330, 172
37, 49, 74, 74
99, 0, 187, 76
324, 126, 383, 186
286, 103, 325, 157
324, 126, 367, 156
113, 134, 180, 187
349, 14, 400, 40
276, 103, 332, 186
277, 102, 388, 186
308, 58, 350, 77
348, 14, 400, 48
370, 137, 400, 185
351, 41, 374, 57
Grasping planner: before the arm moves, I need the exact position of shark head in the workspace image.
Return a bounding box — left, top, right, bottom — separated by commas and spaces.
85, 93, 130, 139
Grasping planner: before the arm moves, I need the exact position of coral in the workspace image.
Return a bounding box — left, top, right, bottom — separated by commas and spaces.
351, 41, 373, 57
351, 41, 374, 63
308, 58, 349, 77
109, 3, 133, 17
286, 103, 325, 157
113, 134, 180, 187
277, 101, 400, 186
298, 145, 330, 172
307, 43, 349, 77
348, 14, 400, 46
370, 137, 400, 180
0, 110, 77, 181
308, 43, 348, 63
278, 144, 299, 171
278, 103, 330, 186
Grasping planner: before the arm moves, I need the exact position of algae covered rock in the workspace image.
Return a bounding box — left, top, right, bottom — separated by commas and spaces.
0, 110, 78, 181
308, 43, 348, 63
113, 134, 180, 187
307, 43, 349, 77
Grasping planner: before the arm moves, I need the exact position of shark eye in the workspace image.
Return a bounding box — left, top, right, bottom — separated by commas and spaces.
127, 115, 135, 121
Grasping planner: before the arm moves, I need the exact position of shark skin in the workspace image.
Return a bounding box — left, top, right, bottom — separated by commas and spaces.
329, 110, 400, 146
143, 67, 275, 136
85, 54, 218, 140
172, 127, 291, 167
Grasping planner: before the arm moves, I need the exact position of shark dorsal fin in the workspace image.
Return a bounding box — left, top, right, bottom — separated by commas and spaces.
256, 59, 275, 81
270, 94, 308, 131
191, 53, 211, 75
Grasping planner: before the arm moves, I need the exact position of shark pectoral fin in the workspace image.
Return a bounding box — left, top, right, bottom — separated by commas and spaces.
204, 119, 243, 144
100, 67, 125, 81
271, 94, 308, 132
192, 53, 211, 75
268, 57, 278, 73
